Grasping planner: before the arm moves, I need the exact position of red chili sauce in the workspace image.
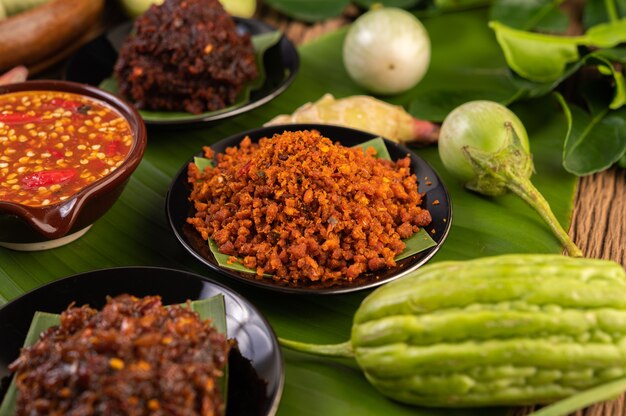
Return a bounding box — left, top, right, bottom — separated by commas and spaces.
0, 91, 133, 207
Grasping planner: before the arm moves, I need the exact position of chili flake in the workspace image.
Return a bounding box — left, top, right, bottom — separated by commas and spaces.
0, 91, 133, 206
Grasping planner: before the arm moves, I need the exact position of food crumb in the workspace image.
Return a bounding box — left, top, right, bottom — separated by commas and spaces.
109, 358, 125, 370
433, 199, 440, 205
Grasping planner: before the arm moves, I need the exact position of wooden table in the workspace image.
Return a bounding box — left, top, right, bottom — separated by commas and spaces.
257, 4, 626, 416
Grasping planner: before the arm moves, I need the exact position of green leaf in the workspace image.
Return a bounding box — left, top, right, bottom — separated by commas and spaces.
408, 89, 518, 122
202, 137, 436, 275
0, 9, 578, 416
263, 0, 349, 22
100, 31, 283, 122
508, 50, 626, 108
356, 137, 392, 160
489, 0, 568, 32
353, 0, 422, 8
250, 31, 283, 89
396, 228, 437, 259
489, 21, 580, 82
507, 59, 586, 99
194, 157, 213, 172
557, 92, 626, 175
593, 56, 626, 109
208, 237, 272, 275
491, 19, 626, 86
433, 0, 494, 11
533, 6, 570, 32
0, 297, 227, 416
583, 0, 626, 28
594, 46, 626, 62
0, 312, 59, 416
190, 295, 227, 335
583, 18, 626, 48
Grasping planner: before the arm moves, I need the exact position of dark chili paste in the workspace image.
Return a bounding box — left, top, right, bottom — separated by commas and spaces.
0, 91, 132, 206
9, 295, 230, 416
114, 0, 258, 114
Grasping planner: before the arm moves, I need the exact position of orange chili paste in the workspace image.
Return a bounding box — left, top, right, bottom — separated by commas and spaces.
0, 91, 132, 206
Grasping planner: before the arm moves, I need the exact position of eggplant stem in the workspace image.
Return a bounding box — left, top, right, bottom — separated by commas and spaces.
278, 338, 354, 358
506, 176, 583, 257
462, 122, 583, 258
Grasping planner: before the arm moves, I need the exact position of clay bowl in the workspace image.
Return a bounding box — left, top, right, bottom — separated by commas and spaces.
0, 80, 146, 250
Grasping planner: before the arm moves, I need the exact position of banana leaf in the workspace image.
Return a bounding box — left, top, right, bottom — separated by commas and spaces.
193, 137, 436, 275
0, 9, 576, 416
0, 296, 227, 416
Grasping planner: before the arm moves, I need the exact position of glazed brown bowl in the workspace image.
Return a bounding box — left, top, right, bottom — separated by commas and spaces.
0, 80, 146, 250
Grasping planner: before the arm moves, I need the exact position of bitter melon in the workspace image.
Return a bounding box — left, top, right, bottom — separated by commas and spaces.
280, 254, 626, 407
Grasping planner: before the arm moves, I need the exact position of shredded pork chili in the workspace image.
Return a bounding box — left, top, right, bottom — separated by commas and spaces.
187, 130, 432, 282
9, 295, 229, 416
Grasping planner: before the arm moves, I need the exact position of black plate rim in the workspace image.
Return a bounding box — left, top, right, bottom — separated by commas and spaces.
0, 265, 284, 416
166, 123, 453, 295
64, 17, 300, 127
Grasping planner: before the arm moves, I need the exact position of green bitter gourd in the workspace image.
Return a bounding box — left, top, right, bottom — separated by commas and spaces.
280, 254, 626, 407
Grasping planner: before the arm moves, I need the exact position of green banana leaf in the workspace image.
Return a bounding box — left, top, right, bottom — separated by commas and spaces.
489, 0, 569, 32
263, 0, 349, 22
0, 312, 60, 416
0, 9, 576, 416
193, 137, 436, 275
0, 296, 227, 416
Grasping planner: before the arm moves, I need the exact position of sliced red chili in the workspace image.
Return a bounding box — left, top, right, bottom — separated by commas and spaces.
105, 140, 123, 157
50, 149, 64, 160
50, 98, 82, 112
0, 113, 41, 124
22, 169, 77, 188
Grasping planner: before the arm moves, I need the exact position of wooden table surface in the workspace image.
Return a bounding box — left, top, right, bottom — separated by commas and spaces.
257, 4, 626, 416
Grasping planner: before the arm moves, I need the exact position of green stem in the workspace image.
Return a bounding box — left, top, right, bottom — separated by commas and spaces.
528, 377, 626, 416
278, 338, 354, 358
605, 0, 619, 23
505, 176, 582, 257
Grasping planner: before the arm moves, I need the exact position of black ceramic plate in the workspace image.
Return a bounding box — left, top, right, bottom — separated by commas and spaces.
64, 18, 299, 127
0, 267, 283, 416
166, 124, 452, 295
